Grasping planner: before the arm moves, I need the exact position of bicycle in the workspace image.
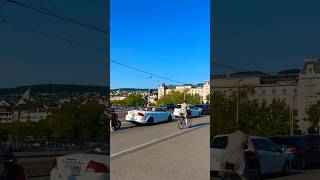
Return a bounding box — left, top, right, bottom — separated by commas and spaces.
177, 112, 192, 129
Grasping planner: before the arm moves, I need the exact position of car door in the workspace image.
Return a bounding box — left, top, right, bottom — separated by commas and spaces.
189, 105, 198, 117
264, 139, 285, 173
251, 139, 273, 174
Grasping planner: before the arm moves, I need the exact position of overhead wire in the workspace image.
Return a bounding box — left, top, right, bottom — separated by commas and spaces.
111, 68, 162, 83
0, 19, 108, 53
111, 60, 186, 85
3, 0, 108, 34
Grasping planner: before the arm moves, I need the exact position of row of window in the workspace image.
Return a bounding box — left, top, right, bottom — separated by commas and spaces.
217, 88, 298, 95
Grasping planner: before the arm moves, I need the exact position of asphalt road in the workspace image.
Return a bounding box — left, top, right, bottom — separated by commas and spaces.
268, 168, 320, 180
211, 167, 320, 180
111, 115, 210, 180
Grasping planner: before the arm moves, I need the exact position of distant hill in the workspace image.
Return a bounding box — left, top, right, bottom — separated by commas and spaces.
111, 88, 157, 93
0, 84, 109, 95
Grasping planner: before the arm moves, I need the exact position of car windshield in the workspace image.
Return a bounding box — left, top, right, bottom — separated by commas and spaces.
211, 136, 228, 149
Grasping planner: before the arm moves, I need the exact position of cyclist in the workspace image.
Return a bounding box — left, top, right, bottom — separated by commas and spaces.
219, 125, 257, 180
179, 102, 189, 127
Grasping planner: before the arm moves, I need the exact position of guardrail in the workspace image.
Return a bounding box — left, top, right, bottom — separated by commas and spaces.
2, 137, 108, 152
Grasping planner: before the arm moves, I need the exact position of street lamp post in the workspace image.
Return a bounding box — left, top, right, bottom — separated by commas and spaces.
290, 95, 298, 136
147, 76, 152, 107
236, 79, 243, 124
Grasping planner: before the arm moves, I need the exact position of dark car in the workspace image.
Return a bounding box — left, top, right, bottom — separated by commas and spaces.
159, 104, 175, 111
270, 135, 320, 169
195, 104, 210, 115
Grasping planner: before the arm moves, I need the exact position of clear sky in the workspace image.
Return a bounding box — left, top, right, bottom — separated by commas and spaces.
213, 0, 320, 75
0, 0, 108, 88
110, 0, 210, 89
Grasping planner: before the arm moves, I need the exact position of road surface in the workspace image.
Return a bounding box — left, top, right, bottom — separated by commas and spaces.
111, 115, 210, 180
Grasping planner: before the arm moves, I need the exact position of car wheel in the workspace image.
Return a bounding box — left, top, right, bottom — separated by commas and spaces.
282, 160, 290, 175
167, 115, 172, 122
147, 117, 154, 126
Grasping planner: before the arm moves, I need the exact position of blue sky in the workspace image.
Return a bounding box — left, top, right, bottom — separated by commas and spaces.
111, 0, 210, 89
213, 0, 320, 75
0, 0, 107, 88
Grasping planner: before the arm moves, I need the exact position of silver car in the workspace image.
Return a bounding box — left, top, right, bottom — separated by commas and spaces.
211, 134, 291, 177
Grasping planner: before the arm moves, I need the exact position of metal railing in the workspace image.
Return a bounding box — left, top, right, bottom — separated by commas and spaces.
2, 137, 108, 152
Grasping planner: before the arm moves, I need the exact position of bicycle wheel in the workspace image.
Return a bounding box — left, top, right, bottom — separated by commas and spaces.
177, 117, 184, 129
187, 117, 192, 128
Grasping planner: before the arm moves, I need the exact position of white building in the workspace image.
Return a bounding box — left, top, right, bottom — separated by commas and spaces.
158, 80, 210, 103
212, 58, 320, 133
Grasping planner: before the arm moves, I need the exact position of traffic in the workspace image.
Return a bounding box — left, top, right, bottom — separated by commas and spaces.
110, 103, 209, 130
211, 133, 320, 179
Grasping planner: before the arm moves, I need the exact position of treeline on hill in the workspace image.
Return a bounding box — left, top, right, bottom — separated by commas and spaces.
111, 91, 207, 107
0, 84, 109, 95
111, 93, 147, 107
0, 101, 107, 139
211, 86, 301, 138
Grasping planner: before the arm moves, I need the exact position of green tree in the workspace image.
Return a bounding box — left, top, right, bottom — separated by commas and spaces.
124, 93, 147, 107
210, 86, 298, 138
308, 100, 320, 133
158, 90, 202, 105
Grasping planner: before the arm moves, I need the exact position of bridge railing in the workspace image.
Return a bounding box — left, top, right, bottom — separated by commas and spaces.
3, 137, 108, 152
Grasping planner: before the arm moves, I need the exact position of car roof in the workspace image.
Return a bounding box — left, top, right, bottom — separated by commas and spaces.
213, 134, 268, 140
270, 135, 304, 138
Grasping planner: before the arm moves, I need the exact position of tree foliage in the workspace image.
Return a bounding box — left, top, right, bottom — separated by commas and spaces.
211, 86, 300, 138
0, 101, 106, 140
308, 100, 320, 133
111, 93, 147, 107
157, 90, 202, 105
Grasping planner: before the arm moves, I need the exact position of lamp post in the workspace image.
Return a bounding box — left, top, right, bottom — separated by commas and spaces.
236, 79, 243, 124
147, 76, 152, 107
290, 94, 298, 135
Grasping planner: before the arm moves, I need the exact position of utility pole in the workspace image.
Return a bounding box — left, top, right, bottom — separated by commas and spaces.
147, 76, 151, 107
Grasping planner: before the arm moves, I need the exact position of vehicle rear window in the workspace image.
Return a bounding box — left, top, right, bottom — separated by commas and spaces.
251, 139, 268, 151
211, 136, 228, 149
176, 105, 181, 108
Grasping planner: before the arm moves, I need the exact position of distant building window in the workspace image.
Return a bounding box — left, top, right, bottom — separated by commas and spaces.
262, 90, 266, 94
294, 89, 297, 94
283, 89, 286, 94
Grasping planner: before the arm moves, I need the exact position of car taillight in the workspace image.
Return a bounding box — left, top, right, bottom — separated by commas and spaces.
137, 112, 144, 116
53, 159, 58, 169
287, 147, 300, 154
86, 161, 109, 173
16, 168, 27, 180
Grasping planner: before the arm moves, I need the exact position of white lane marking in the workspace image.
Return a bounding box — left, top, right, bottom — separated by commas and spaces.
110, 123, 208, 158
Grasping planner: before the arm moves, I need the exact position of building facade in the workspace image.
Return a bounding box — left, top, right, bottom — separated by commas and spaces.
211, 58, 320, 133
158, 80, 210, 103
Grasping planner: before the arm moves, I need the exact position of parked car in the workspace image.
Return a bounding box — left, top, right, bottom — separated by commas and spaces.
195, 104, 210, 115
173, 104, 201, 118
159, 104, 176, 111
125, 107, 173, 125
211, 134, 290, 177
270, 135, 320, 169
50, 148, 109, 180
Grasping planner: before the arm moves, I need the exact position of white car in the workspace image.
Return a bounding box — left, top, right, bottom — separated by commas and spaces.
210, 134, 291, 177
50, 149, 109, 180
173, 104, 201, 117
125, 107, 173, 125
